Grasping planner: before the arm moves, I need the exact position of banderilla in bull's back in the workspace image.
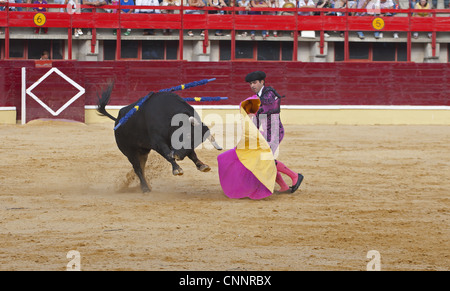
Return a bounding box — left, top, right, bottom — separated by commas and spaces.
114, 78, 227, 131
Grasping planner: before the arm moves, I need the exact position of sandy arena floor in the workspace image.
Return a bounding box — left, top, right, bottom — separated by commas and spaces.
0, 121, 448, 271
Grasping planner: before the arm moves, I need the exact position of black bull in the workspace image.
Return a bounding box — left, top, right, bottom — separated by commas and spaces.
97, 83, 222, 193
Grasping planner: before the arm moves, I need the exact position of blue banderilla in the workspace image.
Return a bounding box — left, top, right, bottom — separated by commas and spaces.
183, 97, 228, 102
114, 78, 221, 131
159, 78, 216, 92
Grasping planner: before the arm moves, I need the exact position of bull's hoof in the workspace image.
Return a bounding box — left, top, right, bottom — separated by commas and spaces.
142, 187, 151, 193
197, 164, 211, 172
173, 168, 184, 176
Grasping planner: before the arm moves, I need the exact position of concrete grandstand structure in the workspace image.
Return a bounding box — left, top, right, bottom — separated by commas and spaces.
1, 1, 450, 62
0, 1, 449, 126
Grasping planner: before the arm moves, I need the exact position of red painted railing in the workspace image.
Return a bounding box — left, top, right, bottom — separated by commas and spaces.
1, 3, 450, 61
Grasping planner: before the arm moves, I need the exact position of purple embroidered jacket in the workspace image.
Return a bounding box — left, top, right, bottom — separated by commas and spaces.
255, 86, 284, 152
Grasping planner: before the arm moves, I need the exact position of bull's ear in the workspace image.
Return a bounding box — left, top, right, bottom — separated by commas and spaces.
189, 116, 200, 126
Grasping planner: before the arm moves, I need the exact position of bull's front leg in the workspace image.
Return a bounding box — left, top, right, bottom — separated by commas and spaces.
155, 143, 184, 176
188, 151, 211, 172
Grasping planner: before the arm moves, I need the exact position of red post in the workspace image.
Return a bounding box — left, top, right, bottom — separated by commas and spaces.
116, 29, 121, 60
407, 32, 411, 62
431, 31, 436, 57
68, 27, 72, 59
344, 9, 349, 61
91, 28, 97, 54
431, 11, 436, 57
319, 31, 324, 55
292, 3, 298, 61
407, 7, 411, 62
91, 8, 97, 54
68, 10, 72, 60
4, 3, 9, 59
231, 5, 235, 60
179, 3, 184, 60
344, 31, 349, 61
203, 7, 209, 54
116, 3, 121, 60
4, 27, 9, 59
319, 8, 324, 55
203, 30, 208, 54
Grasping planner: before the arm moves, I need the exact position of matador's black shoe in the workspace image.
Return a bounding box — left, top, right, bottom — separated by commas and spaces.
290, 173, 304, 193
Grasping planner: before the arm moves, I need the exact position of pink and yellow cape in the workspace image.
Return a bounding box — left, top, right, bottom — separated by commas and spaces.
217, 96, 277, 199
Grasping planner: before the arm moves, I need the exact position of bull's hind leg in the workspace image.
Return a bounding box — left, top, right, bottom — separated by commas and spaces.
188, 151, 211, 172
127, 150, 151, 193
138, 151, 151, 191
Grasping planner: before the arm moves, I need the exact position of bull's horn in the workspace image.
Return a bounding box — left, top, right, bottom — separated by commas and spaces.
207, 134, 223, 150
189, 116, 200, 126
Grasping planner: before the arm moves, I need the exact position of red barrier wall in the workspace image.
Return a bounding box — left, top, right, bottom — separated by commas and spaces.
1, 61, 449, 120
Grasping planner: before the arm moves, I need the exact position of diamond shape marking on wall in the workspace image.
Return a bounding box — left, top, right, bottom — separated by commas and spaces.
26, 68, 85, 116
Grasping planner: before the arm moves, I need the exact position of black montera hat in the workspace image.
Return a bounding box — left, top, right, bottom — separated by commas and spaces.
245, 71, 266, 82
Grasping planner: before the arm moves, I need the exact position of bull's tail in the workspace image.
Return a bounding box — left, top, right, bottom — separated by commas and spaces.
96, 81, 117, 121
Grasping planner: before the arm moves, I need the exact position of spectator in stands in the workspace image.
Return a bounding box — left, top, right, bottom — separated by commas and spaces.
105, 0, 119, 13
33, 0, 49, 34
236, 0, 251, 36
224, 0, 232, 13
411, 0, 448, 9
208, 0, 228, 36
268, 0, 279, 37
237, 0, 251, 14
378, 0, 399, 39
54, 0, 65, 12
0, 0, 16, 12
279, 0, 295, 36
297, 0, 316, 38
334, 0, 355, 37
335, 0, 355, 16
161, 0, 180, 35
33, 0, 46, 11
413, 0, 432, 39
250, 0, 269, 40
162, 0, 180, 12
16, 0, 24, 12
40, 50, 50, 60
364, 0, 386, 38
186, 0, 206, 37
315, 0, 335, 38
120, 0, 134, 14
64, 0, 82, 37
279, 0, 295, 15
136, 0, 160, 36
354, 0, 371, 39
82, 0, 108, 13
315, 0, 335, 16
298, 0, 315, 15
76, 0, 107, 36
280, 0, 295, 37
438, 0, 448, 8
113, 0, 134, 36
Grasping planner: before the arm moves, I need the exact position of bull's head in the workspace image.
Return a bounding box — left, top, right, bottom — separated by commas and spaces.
188, 116, 222, 151
170, 113, 222, 160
